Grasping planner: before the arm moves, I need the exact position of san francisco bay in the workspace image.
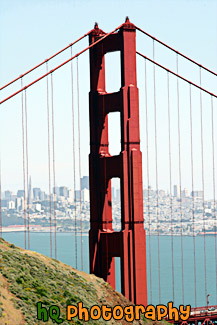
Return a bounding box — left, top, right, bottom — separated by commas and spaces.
3, 232, 216, 308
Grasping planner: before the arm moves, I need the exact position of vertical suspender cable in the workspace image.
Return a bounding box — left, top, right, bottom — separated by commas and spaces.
145, 59, 152, 303
46, 62, 53, 258
176, 55, 184, 304
189, 84, 197, 307
199, 68, 207, 303
211, 95, 217, 302
25, 90, 30, 249
21, 78, 27, 249
51, 73, 57, 260
71, 47, 77, 269
77, 58, 83, 271
153, 40, 161, 303
167, 72, 174, 302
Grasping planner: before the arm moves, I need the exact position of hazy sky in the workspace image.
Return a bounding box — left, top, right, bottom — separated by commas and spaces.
0, 0, 217, 197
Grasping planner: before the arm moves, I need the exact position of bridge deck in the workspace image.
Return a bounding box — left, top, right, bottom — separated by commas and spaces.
167, 305, 217, 324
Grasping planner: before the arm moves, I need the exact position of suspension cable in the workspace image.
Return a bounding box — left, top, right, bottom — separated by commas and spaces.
211, 95, 217, 302
21, 78, 27, 249
153, 40, 161, 303
135, 25, 217, 77
199, 68, 207, 303
77, 57, 83, 271
46, 63, 53, 258
167, 72, 175, 303
136, 52, 217, 99
71, 47, 77, 269
24, 90, 30, 249
51, 73, 57, 260
0, 23, 124, 105
189, 84, 197, 307
0, 29, 93, 91
176, 55, 185, 304
144, 58, 152, 304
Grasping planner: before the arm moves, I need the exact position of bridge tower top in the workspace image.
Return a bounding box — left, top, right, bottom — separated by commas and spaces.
88, 18, 147, 305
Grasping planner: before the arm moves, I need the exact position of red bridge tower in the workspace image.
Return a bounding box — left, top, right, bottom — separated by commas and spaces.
89, 18, 147, 305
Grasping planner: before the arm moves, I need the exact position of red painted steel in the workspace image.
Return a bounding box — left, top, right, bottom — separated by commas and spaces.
167, 305, 217, 324
88, 18, 147, 305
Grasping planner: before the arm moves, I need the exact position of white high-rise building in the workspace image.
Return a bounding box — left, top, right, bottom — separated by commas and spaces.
68, 189, 74, 201
173, 185, 181, 198
82, 188, 89, 202
28, 176, 33, 203
7, 201, 15, 209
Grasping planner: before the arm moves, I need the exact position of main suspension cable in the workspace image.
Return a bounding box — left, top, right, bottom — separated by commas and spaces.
77, 57, 83, 271
51, 73, 57, 260
0, 29, 93, 91
136, 52, 217, 99
21, 78, 27, 249
189, 84, 197, 307
0, 23, 124, 105
135, 25, 217, 77
144, 58, 152, 304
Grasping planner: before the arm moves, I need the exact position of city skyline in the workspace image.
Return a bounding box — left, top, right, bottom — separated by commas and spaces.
0, 175, 212, 202
1, 1, 217, 200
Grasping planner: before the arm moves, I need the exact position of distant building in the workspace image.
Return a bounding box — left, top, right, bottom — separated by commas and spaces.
28, 176, 33, 203
39, 191, 46, 201
33, 188, 41, 200
59, 186, 68, 198
68, 189, 74, 201
17, 190, 24, 198
74, 190, 80, 201
159, 190, 166, 197
7, 200, 15, 210
15, 197, 22, 210
173, 185, 181, 198
191, 190, 203, 198
53, 186, 60, 197
81, 176, 89, 190
82, 188, 89, 202
182, 188, 189, 198
33, 203, 41, 212
5, 190, 12, 201
1, 199, 7, 208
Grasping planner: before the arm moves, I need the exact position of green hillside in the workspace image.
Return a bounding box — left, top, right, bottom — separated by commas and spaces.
0, 238, 157, 324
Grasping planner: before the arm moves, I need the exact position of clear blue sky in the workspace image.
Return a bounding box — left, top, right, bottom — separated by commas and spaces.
0, 0, 217, 197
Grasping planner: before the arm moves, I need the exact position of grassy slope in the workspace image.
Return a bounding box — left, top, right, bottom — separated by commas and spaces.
0, 238, 156, 324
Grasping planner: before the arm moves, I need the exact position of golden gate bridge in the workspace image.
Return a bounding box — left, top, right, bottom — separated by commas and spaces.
0, 17, 217, 324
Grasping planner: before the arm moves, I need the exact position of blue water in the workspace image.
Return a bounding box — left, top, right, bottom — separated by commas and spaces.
2, 232, 217, 308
